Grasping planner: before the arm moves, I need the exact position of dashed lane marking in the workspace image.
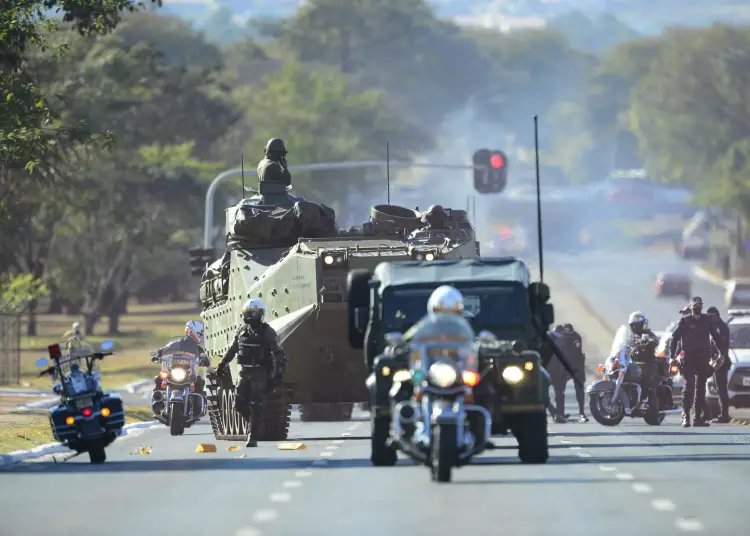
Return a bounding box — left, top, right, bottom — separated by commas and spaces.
235, 527, 262, 536
252, 510, 279, 523
568, 446, 582, 450
342, 432, 351, 437
559, 439, 572, 444
615, 473, 634, 481
631, 483, 653, 494
332, 439, 344, 444
294, 470, 312, 478
283, 480, 302, 488
577, 452, 592, 458
599, 465, 617, 472
652, 499, 677, 512
320, 451, 334, 457
326, 445, 338, 450
675, 518, 704, 532
269, 492, 292, 503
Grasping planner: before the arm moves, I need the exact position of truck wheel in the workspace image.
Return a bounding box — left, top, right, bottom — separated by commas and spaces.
431, 423, 457, 482
512, 413, 549, 464
88, 442, 106, 464
370, 415, 397, 466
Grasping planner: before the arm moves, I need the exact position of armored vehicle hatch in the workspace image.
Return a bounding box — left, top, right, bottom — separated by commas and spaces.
198, 192, 480, 440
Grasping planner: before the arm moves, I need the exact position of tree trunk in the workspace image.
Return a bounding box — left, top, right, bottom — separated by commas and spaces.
107, 313, 120, 336
83, 314, 98, 336
48, 294, 64, 314
106, 290, 128, 336
26, 299, 38, 336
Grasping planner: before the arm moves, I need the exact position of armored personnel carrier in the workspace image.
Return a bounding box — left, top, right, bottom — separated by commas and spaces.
197, 181, 480, 441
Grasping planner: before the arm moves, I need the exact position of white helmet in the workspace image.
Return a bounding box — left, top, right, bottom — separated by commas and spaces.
72, 322, 81, 336
427, 286, 473, 317
185, 320, 204, 346
628, 311, 648, 332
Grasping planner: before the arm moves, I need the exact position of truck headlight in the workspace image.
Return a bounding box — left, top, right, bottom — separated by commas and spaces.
502, 365, 524, 384
171, 368, 187, 382
428, 362, 458, 387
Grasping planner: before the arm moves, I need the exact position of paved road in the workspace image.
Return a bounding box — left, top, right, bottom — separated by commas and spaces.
1, 258, 747, 535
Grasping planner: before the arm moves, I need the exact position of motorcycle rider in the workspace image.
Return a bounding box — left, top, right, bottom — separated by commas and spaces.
669, 297, 727, 427
216, 298, 286, 447
257, 138, 292, 187
62, 322, 92, 357
419, 205, 450, 232
706, 306, 731, 423
623, 312, 661, 410
548, 323, 588, 423
152, 320, 210, 395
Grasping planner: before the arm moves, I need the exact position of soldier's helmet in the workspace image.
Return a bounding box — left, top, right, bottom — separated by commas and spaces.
242, 298, 265, 324
264, 138, 288, 156
420, 204, 446, 225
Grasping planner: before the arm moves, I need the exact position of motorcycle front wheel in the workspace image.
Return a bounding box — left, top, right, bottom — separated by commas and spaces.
430, 423, 457, 483
589, 392, 625, 426
169, 402, 185, 436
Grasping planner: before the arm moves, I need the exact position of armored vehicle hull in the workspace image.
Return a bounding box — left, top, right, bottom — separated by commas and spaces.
199, 200, 479, 441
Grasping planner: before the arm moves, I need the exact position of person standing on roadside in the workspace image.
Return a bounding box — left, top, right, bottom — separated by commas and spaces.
706, 306, 731, 423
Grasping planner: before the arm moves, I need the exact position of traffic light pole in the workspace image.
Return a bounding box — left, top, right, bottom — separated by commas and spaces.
203, 160, 486, 248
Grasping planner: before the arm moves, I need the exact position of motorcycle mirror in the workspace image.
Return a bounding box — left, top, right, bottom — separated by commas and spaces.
385, 332, 404, 345
149, 349, 159, 358
35, 357, 48, 367
101, 340, 115, 351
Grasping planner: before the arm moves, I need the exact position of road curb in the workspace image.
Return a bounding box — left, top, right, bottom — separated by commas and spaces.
0, 420, 160, 466
730, 418, 750, 426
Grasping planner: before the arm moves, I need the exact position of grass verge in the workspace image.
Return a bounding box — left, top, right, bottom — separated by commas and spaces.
0, 405, 154, 454
19, 301, 199, 390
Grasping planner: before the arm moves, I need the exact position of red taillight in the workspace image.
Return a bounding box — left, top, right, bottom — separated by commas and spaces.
159, 371, 168, 379
81, 408, 93, 417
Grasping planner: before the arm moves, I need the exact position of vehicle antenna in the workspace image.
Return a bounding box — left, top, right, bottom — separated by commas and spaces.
472, 195, 476, 224
241, 153, 245, 199
386, 142, 391, 205
534, 115, 544, 282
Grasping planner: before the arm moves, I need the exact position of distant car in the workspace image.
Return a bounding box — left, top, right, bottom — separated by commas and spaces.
677, 243, 709, 261
655, 325, 684, 405
706, 309, 750, 416
654, 272, 691, 300
725, 279, 750, 310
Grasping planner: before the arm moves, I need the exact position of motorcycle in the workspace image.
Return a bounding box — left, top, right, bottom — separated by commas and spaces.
587, 332, 682, 426
150, 348, 207, 435
36, 340, 124, 463
386, 315, 492, 483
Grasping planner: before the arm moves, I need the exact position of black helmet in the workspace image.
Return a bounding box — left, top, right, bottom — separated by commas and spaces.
241, 298, 265, 325
264, 138, 287, 156
706, 306, 719, 315
563, 323, 573, 333
421, 204, 446, 224
689, 296, 703, 314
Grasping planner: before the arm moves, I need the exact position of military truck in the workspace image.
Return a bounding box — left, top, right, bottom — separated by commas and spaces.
346, 257, 554, 464
197, 181, 480, 441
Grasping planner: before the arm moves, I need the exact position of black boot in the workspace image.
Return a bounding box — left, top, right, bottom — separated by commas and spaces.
681, 412, 691, 427
693, 415, 710, 427
712, 414, 730, 424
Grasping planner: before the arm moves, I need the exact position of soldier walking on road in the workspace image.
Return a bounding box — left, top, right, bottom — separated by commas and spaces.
548, 324, 588, 423
706, 306, 731, 423
669, 297, 727, 428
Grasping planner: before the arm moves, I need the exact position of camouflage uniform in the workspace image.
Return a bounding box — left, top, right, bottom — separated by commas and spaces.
257, 138, 292, 187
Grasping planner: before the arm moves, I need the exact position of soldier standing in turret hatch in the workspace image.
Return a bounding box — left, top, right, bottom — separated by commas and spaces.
257, 138, 292, 187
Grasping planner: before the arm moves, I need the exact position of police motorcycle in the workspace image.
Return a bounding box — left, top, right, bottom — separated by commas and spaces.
384, 314, 492, 483
36, 340, 124, 463
150, 347, 208, 435
587, 325, 681, 426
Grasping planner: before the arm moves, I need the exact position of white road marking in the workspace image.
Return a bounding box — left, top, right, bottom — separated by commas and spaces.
269, 492, 292, 503
234, 527, 262, 536
252, 510, 278, 523
559, 439, 572, 444
615, 473, 634, 481
577, 452, 592, 458
283, 480, 302, 488
294, 470, 312, 478
312, 460, 328, 466
631, 483, 653, 494
599, 465, 617, 472
342, 432, 351, 436
326, 445, 338, 450
569, 446, 582, 450
652, 499, 676, 512
332, 439, 344, 444
320, 451, 334, 457
675, 518, 704, 532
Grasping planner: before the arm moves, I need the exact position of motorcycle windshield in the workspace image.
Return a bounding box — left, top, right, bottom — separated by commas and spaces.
609, 325, 632, 357
162, 355, 197, 373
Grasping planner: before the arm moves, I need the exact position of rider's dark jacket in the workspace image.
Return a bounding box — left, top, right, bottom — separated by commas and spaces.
162, 336, 203, 358
219, 323, 285, 369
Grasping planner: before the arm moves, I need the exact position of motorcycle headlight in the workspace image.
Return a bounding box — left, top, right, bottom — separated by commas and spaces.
428, 362, 459, 387
392, 370, 412, 383
502, 365, 524, 384
171, 368, 187, 382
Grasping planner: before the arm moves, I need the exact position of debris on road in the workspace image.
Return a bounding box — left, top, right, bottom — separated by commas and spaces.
277, 442, 307, 451
195, 443, 217, 453
228, 445, 241, 452
130, 446, 152, 455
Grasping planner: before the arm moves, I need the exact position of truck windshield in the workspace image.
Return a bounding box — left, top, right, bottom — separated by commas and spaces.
383, 284, 530, 333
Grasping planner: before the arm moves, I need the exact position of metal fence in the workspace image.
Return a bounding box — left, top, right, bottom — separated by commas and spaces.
0, 312, 21, 384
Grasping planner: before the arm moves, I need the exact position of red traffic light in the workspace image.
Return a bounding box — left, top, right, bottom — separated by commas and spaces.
490, 154, 504, 168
